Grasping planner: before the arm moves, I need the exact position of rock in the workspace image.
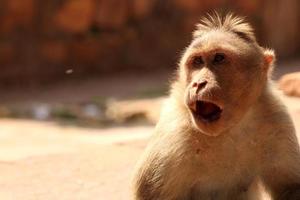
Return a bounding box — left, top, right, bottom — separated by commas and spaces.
54, 0, 95, 33
95, 0, 129, 29
278, 72, 300, 97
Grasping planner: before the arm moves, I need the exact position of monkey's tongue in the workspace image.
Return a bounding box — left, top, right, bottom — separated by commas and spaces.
195, 101, 222, 122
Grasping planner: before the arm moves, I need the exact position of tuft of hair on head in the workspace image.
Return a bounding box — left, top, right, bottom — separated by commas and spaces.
193, 12, 256, 42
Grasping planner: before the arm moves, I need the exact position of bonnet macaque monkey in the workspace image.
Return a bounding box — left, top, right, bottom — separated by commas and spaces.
132, 13, 300, 200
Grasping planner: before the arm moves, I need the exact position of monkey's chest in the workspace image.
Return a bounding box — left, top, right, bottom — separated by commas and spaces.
189, 140, 256, 189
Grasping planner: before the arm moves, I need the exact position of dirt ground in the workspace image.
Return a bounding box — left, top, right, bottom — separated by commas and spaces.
0, 120, 152, 200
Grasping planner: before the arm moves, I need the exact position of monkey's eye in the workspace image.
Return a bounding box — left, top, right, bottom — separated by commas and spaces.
192, 56, 204, 67
213, 53, 225, 65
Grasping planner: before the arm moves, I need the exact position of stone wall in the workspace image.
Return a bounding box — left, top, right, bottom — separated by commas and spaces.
0, 0, 299, 86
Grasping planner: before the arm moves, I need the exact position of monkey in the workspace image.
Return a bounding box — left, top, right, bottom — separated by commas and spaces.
132, 13, 300, 200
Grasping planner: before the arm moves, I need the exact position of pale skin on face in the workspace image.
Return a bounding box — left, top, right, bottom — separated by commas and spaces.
132, 13, 300, 200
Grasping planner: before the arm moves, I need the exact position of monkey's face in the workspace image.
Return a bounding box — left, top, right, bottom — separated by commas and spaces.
181, 31, 269, 136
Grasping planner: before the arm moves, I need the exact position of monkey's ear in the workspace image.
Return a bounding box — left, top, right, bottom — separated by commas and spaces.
264, 49, 275, 65
263, 48, 275, 75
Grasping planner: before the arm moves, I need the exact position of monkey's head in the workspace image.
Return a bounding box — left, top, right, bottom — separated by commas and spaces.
178, 14, 275, 136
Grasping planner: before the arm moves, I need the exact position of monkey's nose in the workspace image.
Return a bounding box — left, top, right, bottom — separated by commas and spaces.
192, 80, 207, 92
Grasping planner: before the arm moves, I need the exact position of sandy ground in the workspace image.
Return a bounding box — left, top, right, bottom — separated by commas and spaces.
0, 121, 152, 200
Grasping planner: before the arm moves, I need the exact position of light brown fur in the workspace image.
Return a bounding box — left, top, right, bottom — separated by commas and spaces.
132, 13, 300, 200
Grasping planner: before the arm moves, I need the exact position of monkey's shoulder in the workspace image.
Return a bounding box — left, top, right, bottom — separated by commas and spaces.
254, 89, 296, 135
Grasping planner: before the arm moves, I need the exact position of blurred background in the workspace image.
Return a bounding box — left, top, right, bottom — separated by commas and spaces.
0, 0, 300, 86
0, 0, 300, 199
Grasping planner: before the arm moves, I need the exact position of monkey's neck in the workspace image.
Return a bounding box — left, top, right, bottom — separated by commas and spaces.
232, 82, 288, 136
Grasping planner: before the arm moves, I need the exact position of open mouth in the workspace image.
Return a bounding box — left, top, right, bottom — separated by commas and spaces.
192, 100, 222, 123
